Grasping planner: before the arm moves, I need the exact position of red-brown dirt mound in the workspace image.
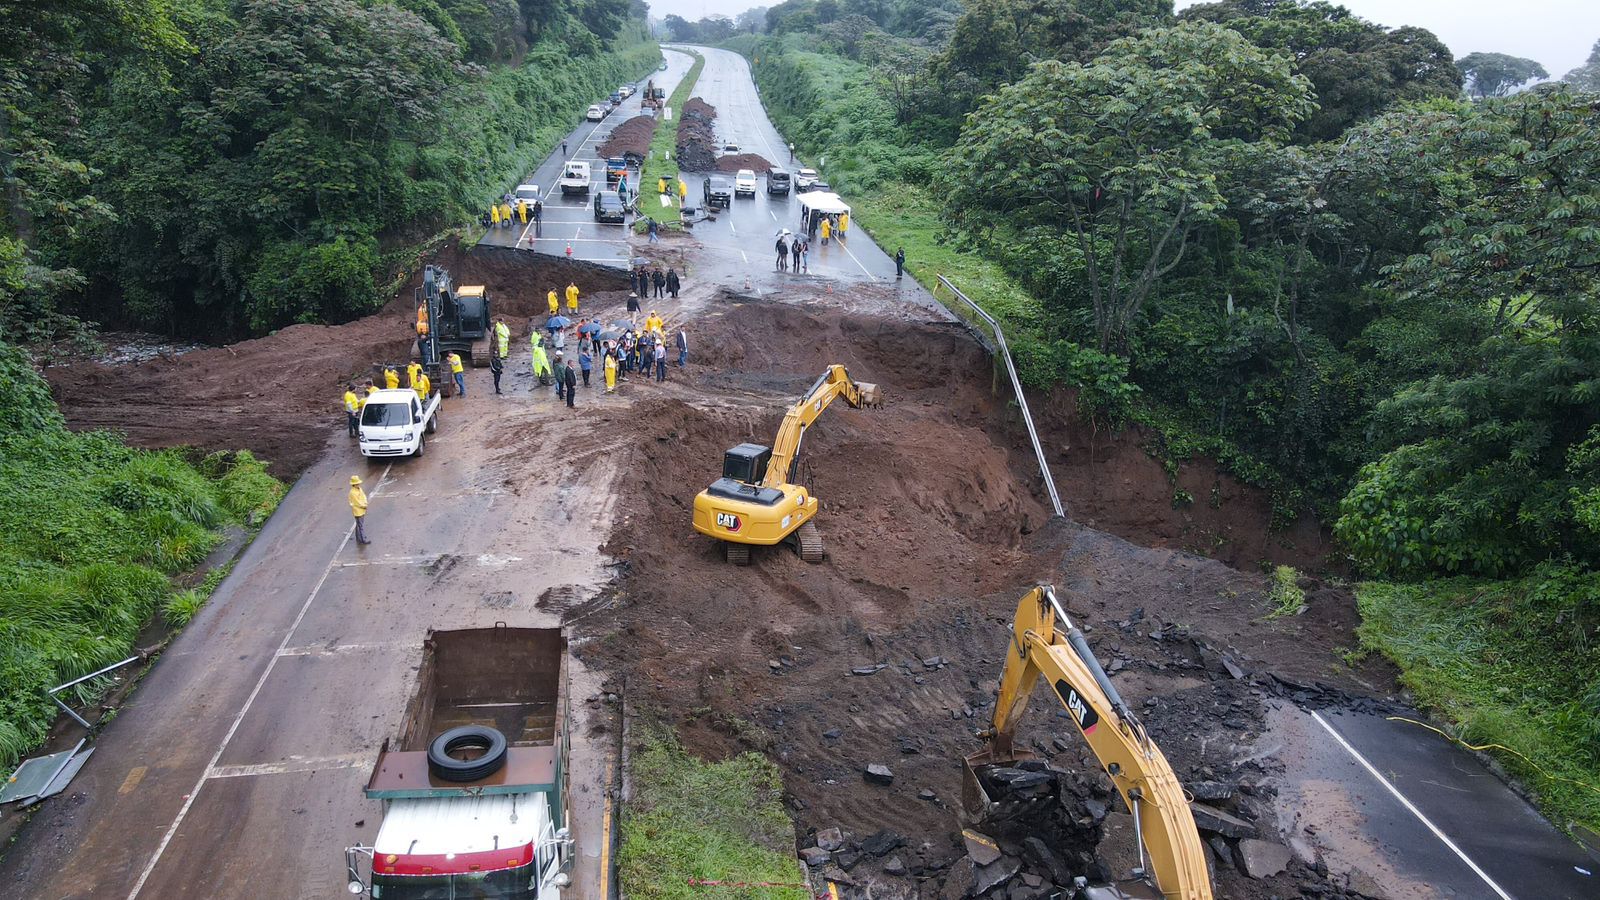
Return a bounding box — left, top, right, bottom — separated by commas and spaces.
46, 244, 631, 477
597, 115, 655, 160
715, 153, 773, 174
676, 97, 718, 172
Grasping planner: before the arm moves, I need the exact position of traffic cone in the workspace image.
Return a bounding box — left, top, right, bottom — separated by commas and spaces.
565, 243, 573, 259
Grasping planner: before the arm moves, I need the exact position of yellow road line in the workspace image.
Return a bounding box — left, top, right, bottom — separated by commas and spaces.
599, 755, 616, 899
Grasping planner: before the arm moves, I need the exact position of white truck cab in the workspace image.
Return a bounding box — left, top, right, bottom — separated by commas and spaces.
359, 388, 440, 459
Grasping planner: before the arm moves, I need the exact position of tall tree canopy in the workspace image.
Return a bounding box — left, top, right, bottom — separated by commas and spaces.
1181, 0, 1459, 141
951, 22, 1313, 351
1456, 51, 1549, 98
1562, 38, 1600, 91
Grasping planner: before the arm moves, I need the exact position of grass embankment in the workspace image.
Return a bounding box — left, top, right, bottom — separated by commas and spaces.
1357, 570, 1600, 831
638, 47, 706, 223
0, 343, 283, 767
620, 725, 808, 899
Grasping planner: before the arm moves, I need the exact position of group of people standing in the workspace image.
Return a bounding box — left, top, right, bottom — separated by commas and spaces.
774, 233, 810, 273
341, 356, 459, 437
632, 265, 680, 299
487, 193, 542, 236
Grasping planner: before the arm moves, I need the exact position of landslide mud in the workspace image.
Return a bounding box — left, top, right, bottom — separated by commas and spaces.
578, 294, 1386, 899
44, 244, 630, 476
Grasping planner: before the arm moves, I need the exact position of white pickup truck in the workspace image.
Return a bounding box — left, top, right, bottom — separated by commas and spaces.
359, 388, 440, 459
558, 161, 591, 196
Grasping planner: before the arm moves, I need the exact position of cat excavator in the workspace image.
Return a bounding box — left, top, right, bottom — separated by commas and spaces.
963, 585, 1212, 900
691, 365, 880, 565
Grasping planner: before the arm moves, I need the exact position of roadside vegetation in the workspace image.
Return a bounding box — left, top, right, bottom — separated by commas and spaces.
0, 342, 283, 767
638, 48, 707, 218
1, 0, 657, 345
620, 724, 808, 899
699, 1, 1600, 830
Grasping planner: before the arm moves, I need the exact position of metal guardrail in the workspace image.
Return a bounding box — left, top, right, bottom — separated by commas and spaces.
48, 655, 141, 729
935, 275, 1067, 520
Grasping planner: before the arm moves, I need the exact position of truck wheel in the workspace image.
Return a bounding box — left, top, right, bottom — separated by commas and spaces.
414, 435, 426, 457
426, 411, 439, 434
428, 725, 508, 782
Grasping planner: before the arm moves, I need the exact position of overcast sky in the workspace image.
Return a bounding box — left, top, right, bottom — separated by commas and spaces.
648, 0, 1600, 79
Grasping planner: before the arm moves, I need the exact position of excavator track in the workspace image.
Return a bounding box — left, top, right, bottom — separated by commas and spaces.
470, 341, 491, 368
725, 542, 751, 566
796, 522, 824, 563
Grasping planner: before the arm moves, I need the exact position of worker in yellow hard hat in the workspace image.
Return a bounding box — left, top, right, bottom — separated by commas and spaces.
566, 282, 579, 313
348, 475, 371, 545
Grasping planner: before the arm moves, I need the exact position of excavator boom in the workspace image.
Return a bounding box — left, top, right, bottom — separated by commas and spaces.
762, 364, 880, 488
965, 586, 1212, 900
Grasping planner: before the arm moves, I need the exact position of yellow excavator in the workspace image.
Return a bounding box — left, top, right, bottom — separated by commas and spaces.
964, 585, 1212, 900
692, 365, 880, 565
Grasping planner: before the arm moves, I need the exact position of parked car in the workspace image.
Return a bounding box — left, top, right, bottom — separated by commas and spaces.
585, 104, 604, 121
767, 169, 792, 196
513, 183, 542, 206
734, 169, 758, 197
609, 91, 623, 105
703, 175, 733, 208
593, 191, 627, 223
721, 142, 740, 153
794, 167, 820, 190
618, 85, 635, 98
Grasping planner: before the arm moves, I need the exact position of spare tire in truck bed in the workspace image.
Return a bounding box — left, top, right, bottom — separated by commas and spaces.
427, 725, 508, 782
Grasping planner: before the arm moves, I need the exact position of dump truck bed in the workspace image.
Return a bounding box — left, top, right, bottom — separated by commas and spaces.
365, 627, 569, 800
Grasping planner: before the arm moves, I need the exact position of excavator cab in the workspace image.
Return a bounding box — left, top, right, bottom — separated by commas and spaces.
722, 443, 771, 483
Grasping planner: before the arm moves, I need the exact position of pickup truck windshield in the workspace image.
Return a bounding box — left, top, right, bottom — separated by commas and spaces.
361, 403, 411, 427
371, 867, 533, 899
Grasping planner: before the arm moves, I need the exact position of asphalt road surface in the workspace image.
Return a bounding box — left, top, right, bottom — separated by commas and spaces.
0, 377, 626, 899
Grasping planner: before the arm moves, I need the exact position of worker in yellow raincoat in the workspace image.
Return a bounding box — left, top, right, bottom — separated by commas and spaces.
349, 475, 371, 545
490, 204, 501, 227
531, 331, 553, 385
547, 289, 559, 316
384, 366, 400, 389
604, 346, 618, 393
566, 282, 580, 313
494, 317, 511, 359
343, 384, 361, 438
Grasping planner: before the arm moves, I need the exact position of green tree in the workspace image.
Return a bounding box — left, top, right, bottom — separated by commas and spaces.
1456, 51, 1549, 98
1335, 89, 1600, 577
1181, 0, 1460, 141
951, 22, 1314, 351
1562, 38, 1600, 90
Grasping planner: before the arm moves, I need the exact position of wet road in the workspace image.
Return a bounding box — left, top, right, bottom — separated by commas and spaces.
1267, 703, 1598, 898
478, 50, 693, 264
0, 371, 627, 898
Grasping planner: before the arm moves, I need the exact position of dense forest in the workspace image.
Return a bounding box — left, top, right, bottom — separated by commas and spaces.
707, 1, 1600, 828
0, 0, 656, 343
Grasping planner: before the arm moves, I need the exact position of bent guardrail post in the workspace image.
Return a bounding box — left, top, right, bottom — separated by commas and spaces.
935, 274, 1067, 520
48, 655, 141, 729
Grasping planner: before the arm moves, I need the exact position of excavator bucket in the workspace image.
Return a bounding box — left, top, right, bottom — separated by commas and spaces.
960, 745, 1044, 826
857, 382, 881, 408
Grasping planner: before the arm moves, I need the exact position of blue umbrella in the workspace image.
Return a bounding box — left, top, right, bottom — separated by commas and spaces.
578, 322, 602, 335
612, 319, 634, 329
546, 315, 573, 329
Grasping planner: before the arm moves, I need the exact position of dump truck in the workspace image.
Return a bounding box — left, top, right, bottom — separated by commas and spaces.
344, 627, 574, 899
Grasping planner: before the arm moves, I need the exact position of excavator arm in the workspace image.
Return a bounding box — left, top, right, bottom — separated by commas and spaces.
761, 364, 879, 488
965, 586, 1212, 900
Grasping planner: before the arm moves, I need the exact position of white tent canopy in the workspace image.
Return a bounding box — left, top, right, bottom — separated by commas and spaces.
796, 191, 850, 216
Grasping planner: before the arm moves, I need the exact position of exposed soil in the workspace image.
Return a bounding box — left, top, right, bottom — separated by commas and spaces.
676, 96, 718, 172
43, 244, 630, 477
574, 293, 1391, 899
597, 114, 656, 161
716, 152, 774, 174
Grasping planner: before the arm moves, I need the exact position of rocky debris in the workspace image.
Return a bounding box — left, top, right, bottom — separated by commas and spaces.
823, 728, 842, 739
1189, 801, 1257, 839
835, 848, 864, 871
1022, 836, 1074, 887
864, 763, 895, 785
862, 829, 905, 857
853, 664, 887, 676
675, 97, 718, 171
962, 829, 1003, 866
884, 855, 908, 876
800, 846, 831, 867
1208, 836, 1233, 870
974, 855, 1022, 895
715, 152, 773, 174
1187, 780, 1235, 802
940, 856, 976, 900
1234, 838, 1293, 879
919, 788, 938, 801
816, 827, 846, 852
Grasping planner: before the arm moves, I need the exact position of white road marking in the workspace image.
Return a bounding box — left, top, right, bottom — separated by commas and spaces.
128, 463, 395, 900
206, 754, 369, 780
740, 250, 748, 264
277, 642, 414, 657
836, 238, 876, 279
1311, 711, 1514, 900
